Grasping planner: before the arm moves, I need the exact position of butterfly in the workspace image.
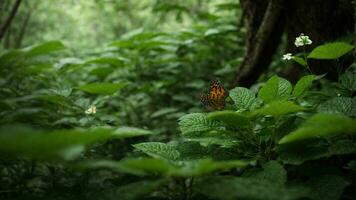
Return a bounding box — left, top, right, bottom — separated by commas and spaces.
200, 79, 229, 111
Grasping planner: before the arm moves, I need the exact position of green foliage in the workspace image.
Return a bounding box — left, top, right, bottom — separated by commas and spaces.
229, 87, 259, 110
178, 113, 222, 135
77, 82, 128, 95
258, 76, 293, 103
292, 75, 316, 98
195, 161, 309, 200
0, 2, 355, 199
133, 142, 181, 161
0, 125, 153, 160
308, 42, 354, 59
279, 114, 356, 144
251, 100, 305, 117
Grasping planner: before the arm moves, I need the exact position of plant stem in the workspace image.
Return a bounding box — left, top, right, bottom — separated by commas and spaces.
303, 46, 312, 74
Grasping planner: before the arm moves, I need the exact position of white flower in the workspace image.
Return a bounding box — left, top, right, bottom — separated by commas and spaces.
282, 53, 293, 60
85, 105, 97, 115
294, 33, 312, 47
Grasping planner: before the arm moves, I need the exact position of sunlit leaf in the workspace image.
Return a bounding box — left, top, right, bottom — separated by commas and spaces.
24, 41, 66, 57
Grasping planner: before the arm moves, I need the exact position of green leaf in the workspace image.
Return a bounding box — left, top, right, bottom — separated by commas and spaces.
279, 114, 356, 144
116, 158, 247, 177
278, 138, 356, 165
184, 137, 238, 148
0, 125, 153, 160
106, 179, 167, 200
258, 76, 292, 103
80, 158, 247, 177
308, 42, 354, 60
77, 82, 128, 95
251, 100, 305, 117
306, 175, 349, 200
292, 75, 315, 98
248, 161, 287, 187
196, 176, 309, 200
133, 142, 180, 161
113, 127, 154, 137
318, 97, 356, 117
207, 111, 250, 127
178, 113, 221, 135
340, 71, 356, 92
86, 57, 125, 67
24, 41, 66, 57
292, 56, 307, 66
229, 87, 257, 110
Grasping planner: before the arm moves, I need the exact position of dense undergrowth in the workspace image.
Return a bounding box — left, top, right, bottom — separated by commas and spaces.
1, 2, 356, 200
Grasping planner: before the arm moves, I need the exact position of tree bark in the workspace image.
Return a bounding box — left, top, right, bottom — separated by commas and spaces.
234, 0, 284, 86
0, 0, 22, 41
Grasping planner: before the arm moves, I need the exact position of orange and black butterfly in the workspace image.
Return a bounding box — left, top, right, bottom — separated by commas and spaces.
200, 79, 229, 111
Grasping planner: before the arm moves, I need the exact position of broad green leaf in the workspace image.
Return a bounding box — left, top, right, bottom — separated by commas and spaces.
278, 138, 356, 165
0, 126, 153, 160
133, 142, 180, 161
196, 176, 309, 200
318, 97, 356, 117
279, 114, 356, 144
118, 158, 247, 177
24, 41, 66, 57
185, 137, 238, 148
248, 161, 287, 187
0, 50, 25, 67
102, 179, 168, 200
251, 100, 305, 117
308, 42, 354, 59
86, 57, 125, 67
178, 113, 221, 135
292, 75, 315, 98
340, 71, 356, 91
258, 76, 292, 103
292, 56, 307, 66
306, 175, 349, 200
77, 82, 128, 95
113, 127, 154, 137
207, 111, 250, 127
110, 40, 135, 48
81, 158, 247, 177
229, 87, 257, 110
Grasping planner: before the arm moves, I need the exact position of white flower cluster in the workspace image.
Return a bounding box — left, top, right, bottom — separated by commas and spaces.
85, 105, 97, 115
282, 53, 293, 60
294, 33, 312, 47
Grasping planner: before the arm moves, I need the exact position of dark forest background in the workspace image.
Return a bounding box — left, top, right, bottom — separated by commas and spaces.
0, 1, 356, 200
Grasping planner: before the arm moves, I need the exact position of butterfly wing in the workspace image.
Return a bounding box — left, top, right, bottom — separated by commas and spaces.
206, 80, 228, 110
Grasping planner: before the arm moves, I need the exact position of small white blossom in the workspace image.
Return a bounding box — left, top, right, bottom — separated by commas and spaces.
282, 53, 293, 60
85, 105, 97, 115
294, 33, 312, 47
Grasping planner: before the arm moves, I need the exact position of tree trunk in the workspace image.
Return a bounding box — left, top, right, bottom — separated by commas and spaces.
234, 0, 284, 86
0, 0, 22, 41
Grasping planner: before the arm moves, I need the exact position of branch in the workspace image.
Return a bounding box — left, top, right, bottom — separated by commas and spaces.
0, 0, 22, 41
